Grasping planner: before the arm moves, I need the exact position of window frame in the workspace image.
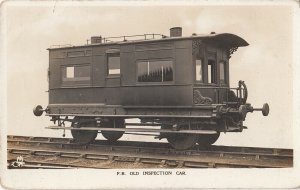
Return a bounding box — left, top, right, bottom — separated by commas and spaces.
61, 63, 91, 87
194, 58, 204, 83
207, 59, 217, 84
107, 52, 121, 76
136, 59, 175, 85
219, 60, 227, 85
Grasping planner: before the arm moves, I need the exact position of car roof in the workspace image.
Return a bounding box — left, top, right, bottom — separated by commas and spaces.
48, 33, 249, 50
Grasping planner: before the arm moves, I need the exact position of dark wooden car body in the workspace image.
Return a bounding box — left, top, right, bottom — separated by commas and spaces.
47, 33, 248, 131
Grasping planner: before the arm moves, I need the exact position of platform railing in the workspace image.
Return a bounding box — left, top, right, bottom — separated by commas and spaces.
229, 81, 248, 105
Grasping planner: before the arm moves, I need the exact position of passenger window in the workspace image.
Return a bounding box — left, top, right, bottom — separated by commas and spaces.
195, 59, 203, 81
220, 61, 226, 84
137, 60, 173, 82
208, 59, 216, 84
108, 53, 120, 75
62, 65, 91, 85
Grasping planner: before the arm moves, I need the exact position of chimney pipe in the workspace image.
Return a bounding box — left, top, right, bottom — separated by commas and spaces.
170, 27, 182, 37
91, 36, 102, 44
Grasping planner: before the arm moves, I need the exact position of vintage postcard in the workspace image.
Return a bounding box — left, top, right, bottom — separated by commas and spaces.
0, 0, 299, 189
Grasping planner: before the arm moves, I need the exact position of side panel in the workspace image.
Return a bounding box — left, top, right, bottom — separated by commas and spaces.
174, 40, 193, 84
122, 85, 192, 106
49, 45, 123, 105
48, 57, 61, 90
120, 45, 135, 85
92, 54, 105, 87
121, 40, 193, 106
49, 40, 194, 107
49, 48, 93, 104
192, 42, 230, 105
49, 87, 121, 105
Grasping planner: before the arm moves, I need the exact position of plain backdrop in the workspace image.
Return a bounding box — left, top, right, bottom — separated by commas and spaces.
4, 4, 293, 148
2, 2, 300, 190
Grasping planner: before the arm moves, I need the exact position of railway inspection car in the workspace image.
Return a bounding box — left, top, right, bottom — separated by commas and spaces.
34, 27, 269, 149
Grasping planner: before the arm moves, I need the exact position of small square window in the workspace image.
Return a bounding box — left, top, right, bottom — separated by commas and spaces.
66, 67, 74, 78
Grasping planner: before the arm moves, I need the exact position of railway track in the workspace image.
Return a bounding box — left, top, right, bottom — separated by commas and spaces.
7, 135, 293, 169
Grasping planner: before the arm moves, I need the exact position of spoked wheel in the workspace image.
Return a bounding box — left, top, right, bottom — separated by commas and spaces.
101, 119, 125, 142
197, 132, 220, 147
162, 125, 198, 150
71, 117, 98, 144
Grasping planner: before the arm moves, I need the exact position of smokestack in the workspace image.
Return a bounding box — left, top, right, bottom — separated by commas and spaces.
170, 27, 182, 37
91, 36, 102, 44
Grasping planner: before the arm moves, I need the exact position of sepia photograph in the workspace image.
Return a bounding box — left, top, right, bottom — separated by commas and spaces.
0, 0, 299, 189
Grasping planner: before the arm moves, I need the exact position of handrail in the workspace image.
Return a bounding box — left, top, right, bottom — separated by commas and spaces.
50, 44, 73, 48
50, 34, 167, 48
228, 81, 248, 105
102, 33, 166, 43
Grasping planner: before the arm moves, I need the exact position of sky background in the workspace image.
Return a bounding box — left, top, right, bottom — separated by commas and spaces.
3, 3, 295, 148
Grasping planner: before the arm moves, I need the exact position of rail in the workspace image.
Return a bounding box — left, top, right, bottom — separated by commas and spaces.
7, 135, 293, 169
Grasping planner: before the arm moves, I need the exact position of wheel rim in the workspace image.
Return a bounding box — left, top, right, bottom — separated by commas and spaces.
101, 119, 125, 142
71, 117, 98, 144
162, 125, 198, 150
166, 133, 199, 150
197, 132, 220, 147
